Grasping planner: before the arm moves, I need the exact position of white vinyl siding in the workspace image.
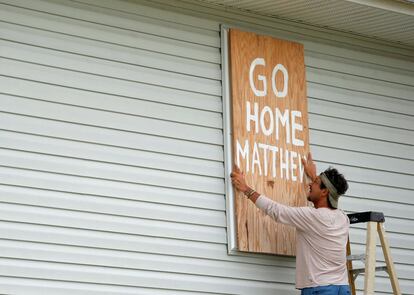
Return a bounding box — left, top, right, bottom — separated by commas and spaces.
0, 0, 413, 294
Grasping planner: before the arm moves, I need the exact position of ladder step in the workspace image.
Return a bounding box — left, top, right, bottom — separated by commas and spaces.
347, 211, 385, 224
350, 266, 388, 276
347, 254, 365, 261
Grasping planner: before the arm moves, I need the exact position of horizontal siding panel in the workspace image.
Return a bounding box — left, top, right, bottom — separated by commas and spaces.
350, 215, 414, 237
342, 263, 411, 287
305, 51, 414, 87
351, 266, 412, 285
349, 223, 414, 247
308, 83, 414, 116
7, 146, 412, 197
0, 221, 295, 268
305, 38, 414, 71
307, 68, 414, 101
0, 202, 225, 244
6, 217, 408, 277
0, 276, 224, 295
0, 148, 224, 194
0, 259, 298, 295
309, 98, 413, 131
0, 22, 221, 80
351, 208, 414, 231
1, 0, 220, 47
0, 113, 223, 161
0, 258, 298, 295
354, 276, 414, 294
0, 184, 225, 227
312, 145, 414, 175
353, 265, 413, 286
6, 95, 414, 154
310, 130, 414, 161
345, 182, 413, 205
0, 255, 411, 295
3, 200, 407, 278
6, 129, 412, 181
76, 0, 220, 31
149, 0, 414, 65
0, 167, 224, 211
343, 197, 413, 220
0, 57, 222, 112
350, 245, 414, 279
6, 206, 409, 278
0, 130, 223, 178
0, 227, 409, 281
0, 95, 223, 145
0, 4, 220, 63
309, 114, 414, 145
0, 260, 411, 295
315, 162, 414, 190
349, 228, 414, 254
0, 42, 222, 96
0, 76, 222, 129
0, 239, 295, 283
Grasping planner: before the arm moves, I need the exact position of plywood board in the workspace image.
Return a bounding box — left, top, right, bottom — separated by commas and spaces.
229, 28, 309, 255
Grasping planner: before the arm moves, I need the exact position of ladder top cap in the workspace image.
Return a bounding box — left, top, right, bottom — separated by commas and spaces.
347, 211, 385, 224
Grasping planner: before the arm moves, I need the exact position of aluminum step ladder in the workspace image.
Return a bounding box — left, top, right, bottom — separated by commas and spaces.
346, 212, 401, 295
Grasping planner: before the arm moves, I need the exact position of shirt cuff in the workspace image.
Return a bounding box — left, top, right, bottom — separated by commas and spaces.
255, 195, 271, 210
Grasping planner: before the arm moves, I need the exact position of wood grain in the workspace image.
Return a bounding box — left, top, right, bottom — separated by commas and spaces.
229, 28, 309, 255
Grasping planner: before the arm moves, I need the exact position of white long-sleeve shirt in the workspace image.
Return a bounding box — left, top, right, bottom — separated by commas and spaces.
255, 195, 349, 289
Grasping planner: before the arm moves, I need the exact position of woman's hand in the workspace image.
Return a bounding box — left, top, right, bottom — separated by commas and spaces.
301, 152, 317, 181
230, 165, 250, 193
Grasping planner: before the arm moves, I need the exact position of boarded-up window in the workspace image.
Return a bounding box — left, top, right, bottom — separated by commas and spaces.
226, 28, 310, 255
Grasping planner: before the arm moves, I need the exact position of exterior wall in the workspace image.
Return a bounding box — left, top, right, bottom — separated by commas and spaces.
0, 0, 412, 294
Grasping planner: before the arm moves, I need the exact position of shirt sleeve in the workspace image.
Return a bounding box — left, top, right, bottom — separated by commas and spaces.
255, 195, 316, 232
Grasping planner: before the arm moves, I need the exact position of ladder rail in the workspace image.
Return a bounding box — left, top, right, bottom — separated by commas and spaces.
377, 222, 401, 295
364, 222, 377, 294
346, 238, 357, 295
346, 212, 401, 295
